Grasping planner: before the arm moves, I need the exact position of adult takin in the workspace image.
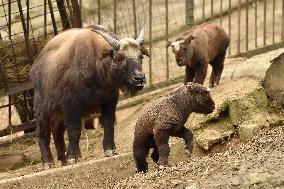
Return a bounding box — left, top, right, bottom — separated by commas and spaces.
30, 25, 149, 166
166, 23, 230, 87
133, 83, 215, 172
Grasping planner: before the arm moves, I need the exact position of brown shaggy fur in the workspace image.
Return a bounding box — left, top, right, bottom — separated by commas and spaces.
133, 83, 215, 172
30, 26, 148, 166
167, 23, 230, 87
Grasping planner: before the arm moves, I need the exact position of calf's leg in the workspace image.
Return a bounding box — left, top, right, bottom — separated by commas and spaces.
154, 129, 170, 167
172, 126, 194, 156
133, 138, 151, 173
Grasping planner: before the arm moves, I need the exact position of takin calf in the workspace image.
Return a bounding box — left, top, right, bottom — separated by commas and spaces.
133, 83, 215, 172
166, 23, 230, 87
30, 25, 149, 166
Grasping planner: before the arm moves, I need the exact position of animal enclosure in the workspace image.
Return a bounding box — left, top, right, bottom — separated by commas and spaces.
0, 0, 284, 138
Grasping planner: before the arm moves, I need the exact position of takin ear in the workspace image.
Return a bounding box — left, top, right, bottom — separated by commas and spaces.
99, 48, 114, 61
141, 46, 150, 57
185, 35, 196, 44
165, 41, 172, 48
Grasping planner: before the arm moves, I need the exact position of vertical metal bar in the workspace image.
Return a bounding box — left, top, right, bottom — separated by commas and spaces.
202, 0, 205, 21
44, 0, 47, 38
98, 0, 101, 24
26, 0, 30, 38
211, 0, 213, 20
282, 0, 284, 41
48, 0, 58, 34
8, 0, 11, 39
237, 0, 241, 55
165, 0, 169, 80
272, 0, 275, 44
113, 0, 117, 33
228, 0, 231, 55
263, 0, 266, 46
132, 0, 137, 38
70, 0, 82, 27
17, 0, 33, 63
149, 0, 152, 85
255, 0, 257, 48
220, 0, 222, 26
246, 0, 248, 51
8, 95, 12, 126
0, 57, 8, 91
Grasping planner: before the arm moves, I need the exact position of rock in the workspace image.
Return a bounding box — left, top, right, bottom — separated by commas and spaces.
195, 129, 235, 150
0, 153, 26, 171
238, 124, 260, 142
185, 183, 198, 189
249, 172, 271, 185
263, 52, 284, 107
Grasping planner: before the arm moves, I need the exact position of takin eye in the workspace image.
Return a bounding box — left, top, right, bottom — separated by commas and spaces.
116, 55, 125, 62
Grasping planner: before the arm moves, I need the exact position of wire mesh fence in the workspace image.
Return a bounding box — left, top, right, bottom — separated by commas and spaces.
0, 0, 284, 138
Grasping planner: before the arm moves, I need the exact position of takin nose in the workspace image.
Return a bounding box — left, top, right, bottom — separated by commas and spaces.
133, 73, 146, 84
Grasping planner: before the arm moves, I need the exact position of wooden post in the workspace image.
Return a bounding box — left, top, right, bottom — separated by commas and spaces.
202, 0, 205, 21
263, 0, 266, 46
132, 0, 137, 38
220, 0, 223, 26
98, 0, 101, 24
47, 0, 58, 34
70, 0, 82, 28
228, 0, 231, 55
272, 0, 275, 44
113, 0, 117, 33
165, 0, 169, 80
211, 0, 213, 20
185, 0, 194, 27
237, 0, 241, 55
17, 0, 33, 63
44, 0, 47, 38
246, 0, 248, 51
255, 0, 257, 48
8, 0, 11, 39
56, 0, 71, 30
149, 0, 152, 85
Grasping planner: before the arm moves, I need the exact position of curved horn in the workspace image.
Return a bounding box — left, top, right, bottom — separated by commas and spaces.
136, 27, 145, 47
94, 30, 121, 51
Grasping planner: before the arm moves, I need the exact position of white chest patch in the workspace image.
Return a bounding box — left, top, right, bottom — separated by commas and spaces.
171, 40, 185, 51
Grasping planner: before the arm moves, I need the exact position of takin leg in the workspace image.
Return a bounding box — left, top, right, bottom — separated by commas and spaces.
172, 126, 194, 156
154, 128, 170, 168
38, 119, 54, 167
184, 66, 195, 84
63, 99, 83, 163
52, 122, 67, 165
133, 136, 151, 173
193, 61, 208, 85
209, 52, 225, 87
101, 92, 119, 157
150, 142, 159, 165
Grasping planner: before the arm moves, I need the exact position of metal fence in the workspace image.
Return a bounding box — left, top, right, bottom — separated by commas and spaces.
0, 0, 284, 138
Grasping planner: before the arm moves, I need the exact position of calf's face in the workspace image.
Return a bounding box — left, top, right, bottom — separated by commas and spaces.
185, 83, 215, 114
166, 35, 196, 67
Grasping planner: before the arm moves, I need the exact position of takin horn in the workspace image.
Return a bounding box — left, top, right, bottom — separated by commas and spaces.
93, 29, 121, 51
136, 27, 145, 47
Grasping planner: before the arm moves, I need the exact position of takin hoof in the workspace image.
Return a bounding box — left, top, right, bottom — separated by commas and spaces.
43, 161, 55, 169
158, 165, 168, 170
66, 157, 81, 165
184, 149, 192, 157
104, 150, 119, 157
